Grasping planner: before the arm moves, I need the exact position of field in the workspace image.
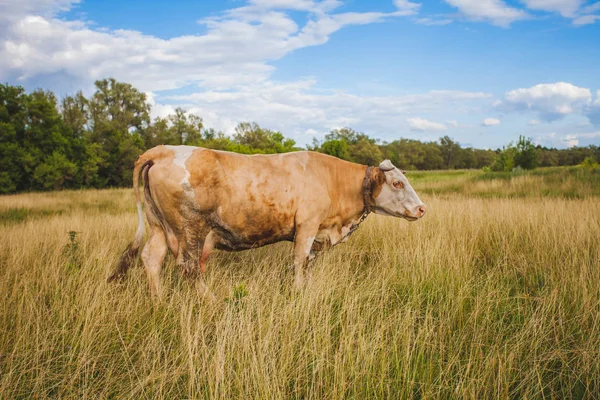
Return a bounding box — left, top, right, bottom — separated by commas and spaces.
1, 167, 599, 399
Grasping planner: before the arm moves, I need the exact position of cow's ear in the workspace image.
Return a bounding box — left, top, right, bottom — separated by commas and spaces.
370, 168, 386, 198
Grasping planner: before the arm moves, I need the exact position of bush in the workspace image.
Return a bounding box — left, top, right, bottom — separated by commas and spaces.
580, 156, 600, 172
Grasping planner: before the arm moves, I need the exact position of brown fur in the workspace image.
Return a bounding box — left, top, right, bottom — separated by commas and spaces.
107, 243, 139, 282
111, 145, 397, 294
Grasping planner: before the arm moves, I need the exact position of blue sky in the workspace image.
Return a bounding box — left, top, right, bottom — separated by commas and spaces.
1, 0, 599, 149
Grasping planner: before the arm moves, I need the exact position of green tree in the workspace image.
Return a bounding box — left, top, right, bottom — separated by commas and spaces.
321, 139, 350, 160
170, 107, 203, 145
89, 78, 150, 187
514, 135, 538, 169
33, 151, 77, 190
321, 127, 381, 165
232, 122, 297, 153
491, 145, 517, 172
23, 90, 79, 190
439, 136, 460, 169
143, 117, 171, 148
0, 83, 28, 193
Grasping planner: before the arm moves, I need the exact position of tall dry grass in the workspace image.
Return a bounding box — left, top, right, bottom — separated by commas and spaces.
1, 170, 599, 399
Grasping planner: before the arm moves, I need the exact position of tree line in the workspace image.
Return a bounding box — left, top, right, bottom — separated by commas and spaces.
1, 78, 599, 194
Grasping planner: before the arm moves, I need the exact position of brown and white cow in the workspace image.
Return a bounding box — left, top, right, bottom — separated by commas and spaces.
108, 145, 426, 297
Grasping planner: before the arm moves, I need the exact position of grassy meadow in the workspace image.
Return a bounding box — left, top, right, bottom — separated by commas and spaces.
1, 167, 599, 399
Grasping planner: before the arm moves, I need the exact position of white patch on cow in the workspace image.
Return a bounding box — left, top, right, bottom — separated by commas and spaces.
297, 152, 309, 172
305, 236, 315, 257
134, 203, 145, 244
340, 224, 352, 243
166, 145, 196, 187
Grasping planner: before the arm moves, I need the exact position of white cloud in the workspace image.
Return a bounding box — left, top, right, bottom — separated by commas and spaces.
0, 0, 413, 93
563, 134, 579, 147
519, 0, 600, 26
559, 131, 600, 147
3, 0, 560, 147
166, 83, 489, 139
499, 82, 592, 121
394, 0, 421, 12
585, 90, 600, 126
0, 0, 79, 23
572, 14, 600, 25
583, 1, 600, 13
482, 117, 500, 126
444, 0, 599, 26
521, 0, 584, 17
528, 119, 540, 125
444, 0, 528, 26
407, 117, 448, 132
415, 17, 453, 25
247, 0, 316, 10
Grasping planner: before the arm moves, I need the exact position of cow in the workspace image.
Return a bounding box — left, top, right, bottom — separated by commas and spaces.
108, 145, 426, 297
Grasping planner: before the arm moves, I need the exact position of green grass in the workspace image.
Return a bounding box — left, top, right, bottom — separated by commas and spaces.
414, 166, 600, 198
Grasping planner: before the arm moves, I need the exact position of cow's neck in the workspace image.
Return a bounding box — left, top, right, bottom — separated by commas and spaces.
335, 164, 372, 226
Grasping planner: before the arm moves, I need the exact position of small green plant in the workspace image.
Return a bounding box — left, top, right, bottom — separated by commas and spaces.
63, 230, 81, 271
580, 156, 600, 172
225, 283, 248, 305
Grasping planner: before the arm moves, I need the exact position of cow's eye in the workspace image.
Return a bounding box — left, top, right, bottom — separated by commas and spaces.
393, 181, 404, 189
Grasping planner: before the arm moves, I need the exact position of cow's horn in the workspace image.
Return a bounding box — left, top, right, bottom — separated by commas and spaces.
379, 159, 395, 172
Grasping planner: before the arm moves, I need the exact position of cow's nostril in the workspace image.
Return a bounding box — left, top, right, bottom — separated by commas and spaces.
418, 205, 426, 216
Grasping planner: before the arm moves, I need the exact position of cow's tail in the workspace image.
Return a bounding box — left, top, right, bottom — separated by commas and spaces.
107, 155, 154, 283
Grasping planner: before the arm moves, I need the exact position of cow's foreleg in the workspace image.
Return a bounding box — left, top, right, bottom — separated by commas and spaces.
293, 224, 319, 289
200, 230, 217, 273
141, 226, 168, 298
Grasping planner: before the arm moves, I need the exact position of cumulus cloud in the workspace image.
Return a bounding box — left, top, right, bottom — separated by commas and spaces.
444, 0, 528, 26
482, 117, 500, 126
166, 83, 488, 139
560, 131, 600, 147
562, 134, 579, 147
0, 0, 415, 93
0, 0, 501, 145
407, 117, 448, 132
535, 129, 600, 148
0, 0, 78, 24
498, 82, 592, 121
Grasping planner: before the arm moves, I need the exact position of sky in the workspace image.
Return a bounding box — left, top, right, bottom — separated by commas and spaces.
1, 0, 599, 149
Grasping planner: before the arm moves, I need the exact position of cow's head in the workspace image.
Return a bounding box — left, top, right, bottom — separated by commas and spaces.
370, 160, 426, 221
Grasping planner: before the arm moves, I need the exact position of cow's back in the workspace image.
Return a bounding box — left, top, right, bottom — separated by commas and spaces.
154, 147, 330, 248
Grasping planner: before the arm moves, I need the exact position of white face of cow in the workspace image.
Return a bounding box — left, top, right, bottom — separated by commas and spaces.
372, 160, 426, 221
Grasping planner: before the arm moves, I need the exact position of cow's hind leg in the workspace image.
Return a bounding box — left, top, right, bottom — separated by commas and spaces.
141, 226, 168, 298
